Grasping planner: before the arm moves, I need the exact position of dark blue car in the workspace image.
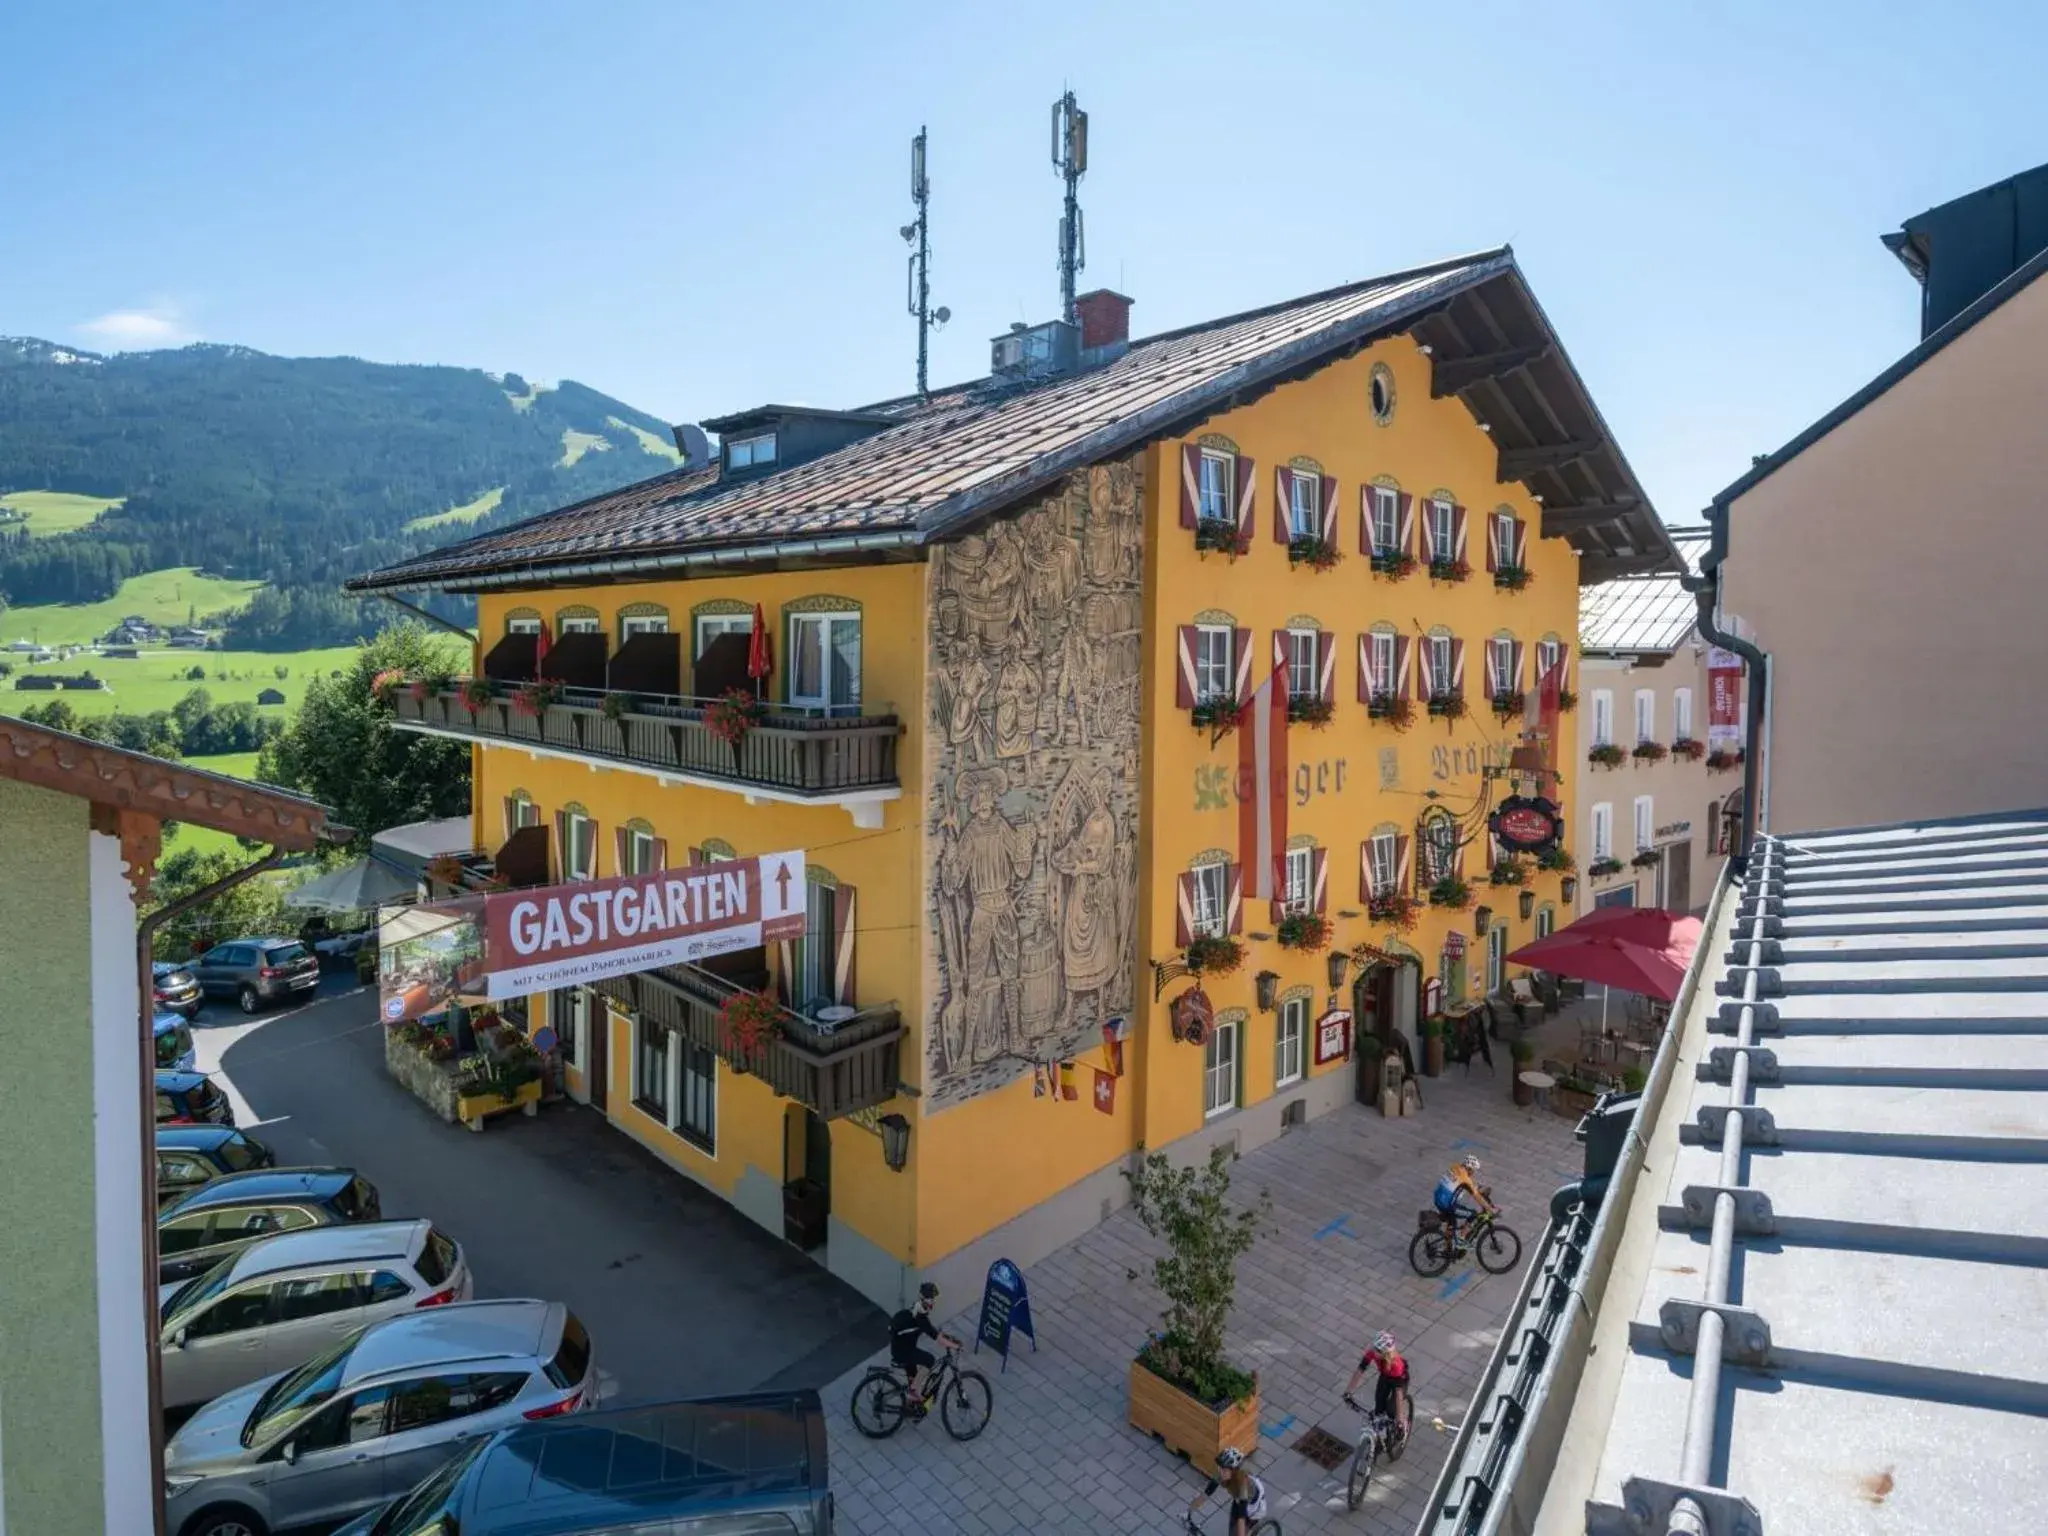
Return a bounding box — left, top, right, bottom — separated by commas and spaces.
153, 1010, 195, 1072
154, 1068, 231, 1127
154, 1123, 274, 1208
335, 1391, 833, 1536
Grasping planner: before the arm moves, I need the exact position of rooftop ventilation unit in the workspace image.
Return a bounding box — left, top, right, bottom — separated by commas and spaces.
990, 319, 1079, 380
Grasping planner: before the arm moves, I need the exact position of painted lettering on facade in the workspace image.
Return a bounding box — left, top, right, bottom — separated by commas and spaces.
1194, 757, 1351, 811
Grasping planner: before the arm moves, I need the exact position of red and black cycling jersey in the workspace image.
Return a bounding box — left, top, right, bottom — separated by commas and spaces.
1359, 1347, 1410, 1382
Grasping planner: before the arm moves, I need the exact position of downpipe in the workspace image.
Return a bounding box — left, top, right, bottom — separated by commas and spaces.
1682, 558, 1768, 873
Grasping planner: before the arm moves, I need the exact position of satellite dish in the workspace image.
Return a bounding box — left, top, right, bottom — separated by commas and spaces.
933, 306, 951, 324
900, 225, 917, 243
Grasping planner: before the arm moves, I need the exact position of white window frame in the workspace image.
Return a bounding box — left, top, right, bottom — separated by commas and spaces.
1591, 689, 1614, 747
727, 431, 777, 469
557, 615, 601, 636
1203, 1016, 1240, 1119
1370, 486, 1400, 555
1488, 637, 1515, 698
1492, 510, 1518, 567
1198, 451, 1233, 524
555, 987, 590, 1072
559, 809, 596, 882
1535, 906, 1555, 940
787, 612, 861, 716
1289, 470, 1320, 539
1194, 625, 1234, 706
1635, 689, 1656, 746
621, 613, 669, 639
1429, 498, 1455, 561
1592, 803, 1614, 861
675, 1038, 716, 1154
1367, 831, 1398, 897
1673, 687, 1693, 743
1276, 997, 1307, 1088
1423, 816, 1460, 885
622, 827, 660, 876
635, 1015, 672, 1122
503, 794, 540, 840
1428, 635, 1454, 699
1487, 922, 1508, 994
1369, 631, 1396, 702
1635, 795, 1654, 854
1286, 628, 1318, 701
1537, 638, 1562, 681
1190, 861, 1228, 940
505, 617, 541, 636
1283, 846, 1313, 915
694, 613, 753, 659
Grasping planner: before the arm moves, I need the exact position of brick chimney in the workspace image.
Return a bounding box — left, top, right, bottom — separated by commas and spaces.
1074, 289, 1134, 354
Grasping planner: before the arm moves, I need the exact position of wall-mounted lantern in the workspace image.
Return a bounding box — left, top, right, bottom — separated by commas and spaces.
1519, 889, 1536, 920
1326, 950, 1351, 991
1474, 905, 1492, 936
1560, 875, 1579, 904
878, 1113, 911, 1172
1255, 970, 1280, 1012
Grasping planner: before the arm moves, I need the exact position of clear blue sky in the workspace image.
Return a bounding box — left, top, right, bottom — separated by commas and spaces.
2, 1, 2041, 517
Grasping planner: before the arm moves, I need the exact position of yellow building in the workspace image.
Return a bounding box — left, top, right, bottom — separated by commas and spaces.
351, 251, 1677, 1308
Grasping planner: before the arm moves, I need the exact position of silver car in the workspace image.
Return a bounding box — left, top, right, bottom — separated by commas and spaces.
160, 1219, 473, 1411
164, 1299, 594, 1536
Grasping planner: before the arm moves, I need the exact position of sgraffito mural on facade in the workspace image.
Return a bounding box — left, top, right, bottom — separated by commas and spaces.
923, 458, 1144, 1109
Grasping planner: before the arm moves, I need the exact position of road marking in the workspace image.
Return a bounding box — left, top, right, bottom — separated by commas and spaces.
1438, 1271, 1477, 1301
1313, 1214, 1359, 1241
1260, 1412, 1296, 1439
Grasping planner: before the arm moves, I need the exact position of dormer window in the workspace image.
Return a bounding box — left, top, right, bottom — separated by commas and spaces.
726, 432, 778, 470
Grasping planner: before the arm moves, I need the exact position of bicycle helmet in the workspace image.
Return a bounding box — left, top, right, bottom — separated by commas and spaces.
1216, 1447, 1245, 1470
1374, 1330, 1397, 1354
1460, 1154, 1483, 1173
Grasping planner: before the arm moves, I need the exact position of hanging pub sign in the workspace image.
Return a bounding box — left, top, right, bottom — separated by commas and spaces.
1313, 1007, 1352, 1066
1489, 795, 1564, 855
1170, 986, 1214, 1046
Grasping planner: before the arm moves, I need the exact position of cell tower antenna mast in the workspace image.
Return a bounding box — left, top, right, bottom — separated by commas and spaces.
902, 126, 947, 401
1051, 90, 1087, 325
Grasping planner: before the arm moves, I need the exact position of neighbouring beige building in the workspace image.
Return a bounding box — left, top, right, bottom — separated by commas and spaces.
1575, 527, 1741, 914
1702, 160, 2048, 840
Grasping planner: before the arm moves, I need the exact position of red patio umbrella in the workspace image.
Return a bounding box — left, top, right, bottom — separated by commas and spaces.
1562, 906, 1703, 959
746, 603, 771, 693
1505, 920, 1694, 1002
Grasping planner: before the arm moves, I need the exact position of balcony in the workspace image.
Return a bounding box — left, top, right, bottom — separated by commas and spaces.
591, 962, 903, 1121
391, 682, 902, 828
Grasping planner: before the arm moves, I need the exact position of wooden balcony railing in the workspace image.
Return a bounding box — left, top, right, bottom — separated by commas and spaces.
592, 963, 903, 1121
392, 684, 900, 801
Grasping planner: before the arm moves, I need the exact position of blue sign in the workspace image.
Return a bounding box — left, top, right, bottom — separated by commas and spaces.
972, 1258, 1036, 1370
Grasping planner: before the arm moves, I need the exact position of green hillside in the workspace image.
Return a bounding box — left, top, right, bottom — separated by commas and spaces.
0, 567, 263, 647
0, 489, 124, 538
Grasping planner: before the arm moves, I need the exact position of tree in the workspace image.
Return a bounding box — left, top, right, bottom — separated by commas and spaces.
149, 845, 293, 963
1123, 1146, 1270, 1406
259, 622, 470, 838
186, 665, 207, 681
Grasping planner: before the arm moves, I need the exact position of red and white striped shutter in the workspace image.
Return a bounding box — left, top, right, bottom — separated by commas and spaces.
1271, 889, 1287, 926
1399, 493, 1415, 558
1234, 456, 1257, 552
1419, 499, 1435, 562
1358, 842, 1373, 902
1486, 513, 1502, 573
1453, 505, 1469, 564
1175, 873, 1196, 946
1357, 634, 1378, 702
1321, 476, 1339, 546
1452, 639, 1467, 701
775, 937, 796, 1005
1513, 641, 1527, 694
1484, 642, 1502, 698
1513, 515, 1528, 567
1274, 467, 1293, 544
1453, 828, 1467, 879
1180, 445, 1202, 528
1176, 627, 1201, 708
1273, 630, 1288, 675
1312, 848, 1328, 913
832, 885, 858, 1004
653, 838, 669, 870
687, 845, 706, 866
1234, 628, 1254, 706
1318, 631, 1336, 704
1395, 635, 1414, 699
1418, 638, 1436, 698
1226, 864, 1245, 934
612, 827, 627, 876
1358, 485, 1375, 555
1396, 833, 1413, 894
1560, 641, 1574, 695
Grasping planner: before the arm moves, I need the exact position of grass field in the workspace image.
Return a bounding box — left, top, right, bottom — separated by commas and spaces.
606, 416, 681, 463
188, 751, 265, 781
559, 428, 612, 467
2, 646, 360, 716
0, 489, 126, 538
0, 567, 266, 648
405, 486, 504, 533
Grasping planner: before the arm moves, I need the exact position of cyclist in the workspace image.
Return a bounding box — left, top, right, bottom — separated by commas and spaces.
889, 1281, 960, 1414
1187, 1446, 1267, 1536
1432, 1153, 1495, 1249
1344, 1330, 1412, 1442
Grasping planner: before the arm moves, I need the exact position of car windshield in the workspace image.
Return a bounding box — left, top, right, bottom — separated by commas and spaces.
243, 1331, 362, 1447
162, 1254, 236, 1323
155, 1025, 192, 1067
264, 943, 310, 966
371, 1436, 486, 1535
217, 1136, 262, 1172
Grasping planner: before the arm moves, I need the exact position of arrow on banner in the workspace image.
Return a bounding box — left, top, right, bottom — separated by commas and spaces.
773, 860, 793, 908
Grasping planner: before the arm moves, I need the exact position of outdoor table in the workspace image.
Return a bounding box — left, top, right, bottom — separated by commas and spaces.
1519, 1069, 1556, 1113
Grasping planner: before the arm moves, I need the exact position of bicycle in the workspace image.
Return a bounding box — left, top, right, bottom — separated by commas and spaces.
1185, 1506, 1281, 1536
848, 1342, 993, 1441
1409, 1194, 1522, 1278
1340, 1393, 1408, 1509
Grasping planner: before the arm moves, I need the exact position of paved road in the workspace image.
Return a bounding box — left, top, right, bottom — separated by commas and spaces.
192, 976, 883, 1405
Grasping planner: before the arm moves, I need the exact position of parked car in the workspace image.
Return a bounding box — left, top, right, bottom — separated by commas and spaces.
337, 1390, 830, 1536
155, 1011, 196, 1073
160, 1218, 474, 1410
156, 1069, 233, 1127
158, 1168, 382, 1285
163, 1300, 596, 1536
157, 1125, 275, 1209
192, 936, 322, 1014
154, 960, 204, 1019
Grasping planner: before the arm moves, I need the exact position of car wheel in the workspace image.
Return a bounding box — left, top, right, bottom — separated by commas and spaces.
237, 986, 261, 1015
180, 1505, 268, 1536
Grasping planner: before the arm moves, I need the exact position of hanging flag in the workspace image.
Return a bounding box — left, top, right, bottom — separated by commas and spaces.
1092, 1068, 1116, 1116
1538, 655, 1563, 776
1058, 1061, 1078, 1101
746, 602, 772, 686
1237, 659, 1290, 901
533, 618, 554, 679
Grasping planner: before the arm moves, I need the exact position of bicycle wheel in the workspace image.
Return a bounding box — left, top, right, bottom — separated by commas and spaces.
1475, 1223, 1524, 1274
1346, 1433, 1377, 1509
939, 1367, 994, 1441
1250, 1522, 1284, 1536
1384, 1421, 1409, 1463
1408, 1227, 1452, 1277
849, 1370, 907, 1439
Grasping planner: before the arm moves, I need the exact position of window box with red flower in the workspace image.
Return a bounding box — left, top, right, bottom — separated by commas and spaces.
1427, 556, 1471, 584
1536, 846, 1576, 873
1428, 875, 1472, 910
1493, 562, 1532, 592
1286, 695, 1334, 728
1588, 856, 1625, 878
458, 676, 494, 713
1706, 746, 1745, 773
1366, 693, 1414, 729
1588, 743, 1626, 769
1427, 692, 1467, 721
1286, 534, 1341, 572
511, 680, 562, 717
1557, 688, 1578, 712
1184, 934, 1244, 976
1190, 697, 1239, 734
1488, 690, 1524, 722
704, 687, 766, 748
1630, 849, 1662, 870
1671, 737, 1705, 762
1369, 549, 1417, 580
1274, 912, 1331, 951
1193, 518, 1239, 556
719, 990, 782, 1070
1367, 892, 1420, 929
370, 669, 406, 707
1631, 741, 1669, 764
1488, 859, 1527, 887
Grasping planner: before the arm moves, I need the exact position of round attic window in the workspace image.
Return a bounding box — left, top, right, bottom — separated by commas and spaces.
1370, 362, 1396, 426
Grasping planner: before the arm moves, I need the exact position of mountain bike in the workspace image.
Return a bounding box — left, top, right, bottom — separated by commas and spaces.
1185, 1506, 1281, 1536
848, 1343, 993, 1441
1409, 1198, 1522, 1277
1340, 1393, 1408, 1509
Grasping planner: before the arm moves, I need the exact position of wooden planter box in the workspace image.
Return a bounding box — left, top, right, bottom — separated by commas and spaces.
1128, 1357, 1258, 1479
457, 1078, 541, 1131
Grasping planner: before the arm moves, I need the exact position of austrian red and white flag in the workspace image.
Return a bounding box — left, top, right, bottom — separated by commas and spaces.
1529, 655, 1564, 774
1238, 660, 1289, 901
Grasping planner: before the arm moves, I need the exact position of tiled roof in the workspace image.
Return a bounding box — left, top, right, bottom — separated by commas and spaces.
353, 248, 1676, 593
1578, 526, 1710, 653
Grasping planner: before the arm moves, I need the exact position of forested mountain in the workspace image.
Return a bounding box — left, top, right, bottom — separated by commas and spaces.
0, 337, 683, 645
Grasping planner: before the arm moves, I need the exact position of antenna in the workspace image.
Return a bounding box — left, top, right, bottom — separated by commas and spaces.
1051, 90, 1087, 325
903, 125, 947, 401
